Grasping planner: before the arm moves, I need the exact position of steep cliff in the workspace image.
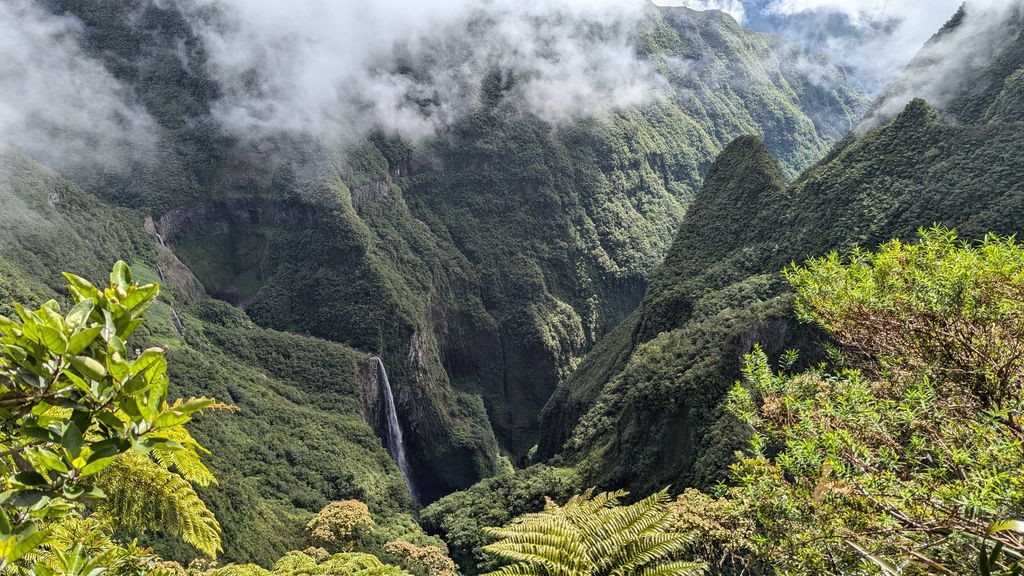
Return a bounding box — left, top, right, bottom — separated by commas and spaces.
34, 0, 867, 503
541, 2, 1024, 493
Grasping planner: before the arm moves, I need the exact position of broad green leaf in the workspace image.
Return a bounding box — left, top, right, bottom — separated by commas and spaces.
26, 447, 68, 474
64, 298, 94, 330
39, 326, 68, 355
70, 355, 106, 380
6, 528, 51, 562
66, 325, 103, 356
121, 284, 159, 317
79, 456, 118, 477
989, 520, 1024, 536
110, 261, 132, 289
11, 471, 48, 488
62, 422, 84, 458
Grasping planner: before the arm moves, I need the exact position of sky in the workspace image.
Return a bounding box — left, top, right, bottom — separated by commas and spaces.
656, 0, 965, 93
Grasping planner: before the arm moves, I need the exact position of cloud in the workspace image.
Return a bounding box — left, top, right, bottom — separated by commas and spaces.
658, 0, 966, 93
653, 0, 747, 23
0, 0, 156, 172
858, 0, 1024, 130
180, 0, 664, 144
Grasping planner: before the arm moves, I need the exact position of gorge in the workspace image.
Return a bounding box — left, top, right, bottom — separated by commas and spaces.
1, 0, 1022, 572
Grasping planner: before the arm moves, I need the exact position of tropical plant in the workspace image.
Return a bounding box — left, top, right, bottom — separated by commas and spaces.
727, 228, 1024, 574
320, 552, 410, 576
383, 540, 459, 576
306, 500, 377, 553
0, 262, 224, 568
480, 488, 705, 576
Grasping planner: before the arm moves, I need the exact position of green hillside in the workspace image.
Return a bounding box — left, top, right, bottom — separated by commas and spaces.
539, 3, 1024, 495
0, 151, 412, 565
35, 0, 866, 506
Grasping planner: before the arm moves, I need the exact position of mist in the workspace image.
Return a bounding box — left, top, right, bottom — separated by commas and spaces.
0, 0, 156, 172
660, 0, 965, 94
858, 0, 1023, 129
181, 0, 663, 145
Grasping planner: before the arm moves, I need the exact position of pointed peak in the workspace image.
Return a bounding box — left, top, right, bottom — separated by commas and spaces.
892, 98, 945, 128
701, 136, 784, 198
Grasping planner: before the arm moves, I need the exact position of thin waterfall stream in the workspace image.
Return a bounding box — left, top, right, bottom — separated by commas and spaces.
374, 357, 418, 502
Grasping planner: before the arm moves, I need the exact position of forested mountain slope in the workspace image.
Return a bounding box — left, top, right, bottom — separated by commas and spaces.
31, 0, 865, 506
0, 151, 412, 564
539, 2, 1024, 494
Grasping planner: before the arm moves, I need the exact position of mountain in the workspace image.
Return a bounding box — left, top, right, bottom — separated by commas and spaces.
538, 1, 1024, 494
36, 0, 864, 504
0, 150, 411, 564
0, 0, 868, 564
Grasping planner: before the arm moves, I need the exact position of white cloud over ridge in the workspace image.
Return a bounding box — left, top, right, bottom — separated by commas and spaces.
183, 0, 665, 144
661, 0, 970, 93
0, 0, 156, 171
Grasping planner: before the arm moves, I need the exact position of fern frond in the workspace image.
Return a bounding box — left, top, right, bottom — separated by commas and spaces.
321, 552, 411, 575
150, 423, 217, 486
481, 489, 704, 576
94, 452, 222, 558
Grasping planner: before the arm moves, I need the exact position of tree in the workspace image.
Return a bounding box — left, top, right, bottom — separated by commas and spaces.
306, 500, 377, 553
481, 489, 705, 576
0, 262, 223, 568
383, 540, 459, 576
727, 228, 1024, 574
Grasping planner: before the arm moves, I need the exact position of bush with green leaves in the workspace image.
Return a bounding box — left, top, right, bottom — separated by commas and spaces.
0, 262, 223, 568
726, 228, 1024, 574
481, 488, 705, 576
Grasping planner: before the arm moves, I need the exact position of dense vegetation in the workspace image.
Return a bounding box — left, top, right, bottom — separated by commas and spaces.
41, 1, 866, 507
539, 3, 1024, 497
0, 151, 413, 565
3, 0, 1023, 573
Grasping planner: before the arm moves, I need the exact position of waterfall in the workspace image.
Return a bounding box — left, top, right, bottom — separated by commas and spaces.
170, 308, 184, 335
374, 357, 418, 502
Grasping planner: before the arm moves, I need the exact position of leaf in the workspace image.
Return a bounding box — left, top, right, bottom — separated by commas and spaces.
11, 471, 48, 488
67, 326, 103, 356
64, 298, 95, 330
70, 355, 107, 380
110, 261, 132, 289
989, 520, 1024, 536
6, 528, 51, 562
27, 447, 68, 474
62, 422, 84, 458
121, 284, 159, 317
80, 456, 119, 477
40, 326, 68, 355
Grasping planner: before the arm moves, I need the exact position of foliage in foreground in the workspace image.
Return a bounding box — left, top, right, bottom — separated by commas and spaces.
0, 262, 223, 569
421, 465, 581, 575
725, 228, 1024, 574
481, 488, 705, 576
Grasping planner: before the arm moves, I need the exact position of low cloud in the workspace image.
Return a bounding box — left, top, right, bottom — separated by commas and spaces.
0, 0, 156, 172
182, 0, 664, 145
859, 0, 1024, 129
660, 0, 966, 94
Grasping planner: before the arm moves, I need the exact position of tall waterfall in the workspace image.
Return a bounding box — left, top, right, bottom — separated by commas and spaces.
374, 357, 418, 502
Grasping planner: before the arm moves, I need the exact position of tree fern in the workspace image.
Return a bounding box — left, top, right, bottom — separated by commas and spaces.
150, 421, 217, 487
94, 452, 222, 558
482, 489, 705, 576
320, 552, 411, 575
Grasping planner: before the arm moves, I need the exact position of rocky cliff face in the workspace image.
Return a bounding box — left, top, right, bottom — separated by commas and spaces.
540, 2, 1024, 494
34, 1, 866, 505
